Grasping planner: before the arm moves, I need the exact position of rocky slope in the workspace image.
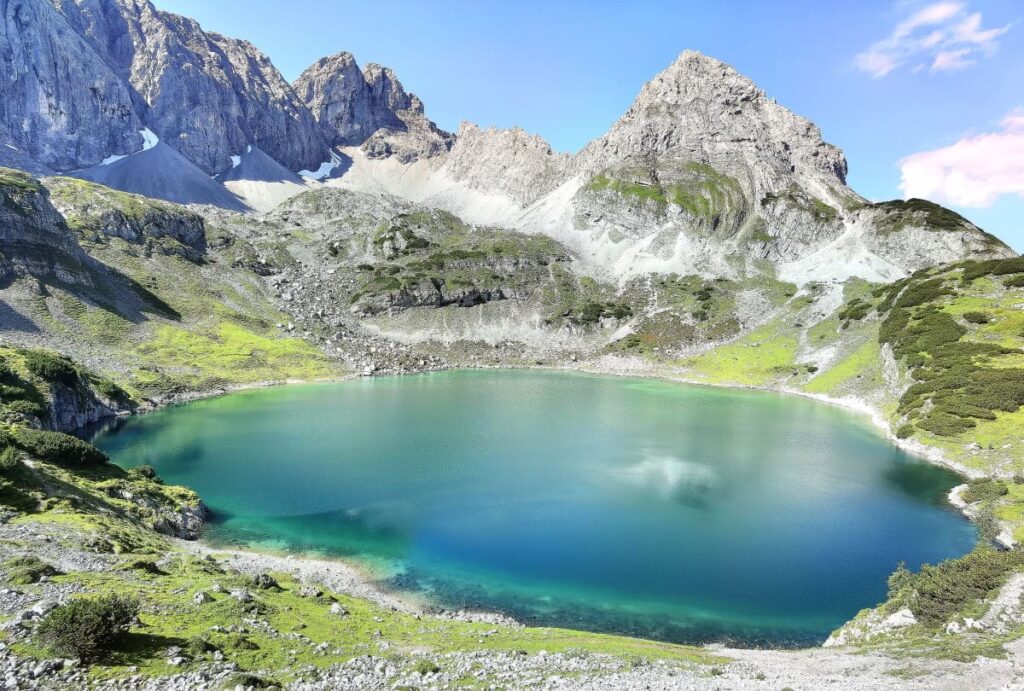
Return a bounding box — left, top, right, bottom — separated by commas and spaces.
332, 51, 1014, 283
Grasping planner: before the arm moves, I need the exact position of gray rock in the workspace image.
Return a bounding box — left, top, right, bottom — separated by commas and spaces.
0, 0, 142, 171
251, 573, 278, 590
53, 0, 328, 175
229, 588, 253, 603
294, 52, 452, 163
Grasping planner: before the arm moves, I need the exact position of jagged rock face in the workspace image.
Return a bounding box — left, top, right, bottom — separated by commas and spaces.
294, 52, 452, 163
574, 51, 849, 200
50, 0, 327, 175
0, 0, 142, 171
46, 378, 129, 431
440, 123, 571, 207
0, 168, 96, 286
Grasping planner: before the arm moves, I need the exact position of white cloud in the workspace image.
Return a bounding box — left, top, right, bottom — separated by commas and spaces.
930, 47, 973, 72
855, 2, 1009, 78
899, 109, 1024, 207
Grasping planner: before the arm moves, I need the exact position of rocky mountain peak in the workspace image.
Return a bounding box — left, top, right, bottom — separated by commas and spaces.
576, 49, 849, 197
45, 0, 329, 175
295, 51, 452, 163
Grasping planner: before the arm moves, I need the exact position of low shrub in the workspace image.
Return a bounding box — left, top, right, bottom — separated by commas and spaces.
414, 659, 441, 675
915, 411, 976, 436
185, 635, 215, 657
94, 378, 130, 404
0, 445, 19, 472
888, 547, 1024, 626
19, 349, 79, 386
895, 278, 954, 309
225, 674, 277, 689
35, 595, 138, 661
961, 257, 1024, 282
895, 423, 915, 439
570, 301, 633, 325
128, 464, 160, 481
962, 311, 991, 324
1004, 275, 1024, 289
838, 298, 871, 322
3, 399, 46, 418
14, 428, 108, 466
3, 556, 58, 584
962, 479, 1009, 504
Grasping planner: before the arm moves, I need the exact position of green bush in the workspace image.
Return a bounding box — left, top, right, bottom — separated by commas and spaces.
19, 350, 79, 386
185, 635, 215, 657
128, 464, 160, 482
0, 445, 19, 472
570, 301, 633, 325
961, 257, 1024, 282
1003, 275, 1024, 288
915, 411, 975, 436
962, 479, 1009, 504
35, 595, 138, 661
13, 428, 109, 466
225, 674, 277, 689
895, 423, 915, 439
838, 298, 871, 322
962, 311, 991, 324
414, 659, 441, 675
3, 556, 58, 585
2, 399, 46, 418
888, 547, 1024, 626
894, 278, 955, 309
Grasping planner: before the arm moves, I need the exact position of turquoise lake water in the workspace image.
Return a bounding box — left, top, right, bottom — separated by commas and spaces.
90, 370, 976, 646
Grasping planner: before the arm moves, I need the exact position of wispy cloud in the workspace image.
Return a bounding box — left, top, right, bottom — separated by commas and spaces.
899, 109, 1024, 207
855, 2, 1010, 77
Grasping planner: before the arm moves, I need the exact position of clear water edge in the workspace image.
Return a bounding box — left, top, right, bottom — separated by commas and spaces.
89, 369, 976, 648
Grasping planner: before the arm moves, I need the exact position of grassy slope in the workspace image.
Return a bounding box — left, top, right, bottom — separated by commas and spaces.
7, 177, 338, 396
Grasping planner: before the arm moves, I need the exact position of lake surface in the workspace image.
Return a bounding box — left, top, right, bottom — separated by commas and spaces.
90, 370, 976, 646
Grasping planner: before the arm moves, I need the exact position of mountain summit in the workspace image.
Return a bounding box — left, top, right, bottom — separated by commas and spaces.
0, 3, 1012, 283
293, 52, 452, 163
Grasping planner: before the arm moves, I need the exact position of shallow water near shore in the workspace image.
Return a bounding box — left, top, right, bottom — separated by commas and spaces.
90, 369, 976, 646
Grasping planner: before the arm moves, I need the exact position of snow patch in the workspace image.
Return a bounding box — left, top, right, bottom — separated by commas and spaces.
140, 128, 159, 150
100, 128, 160, 166
230, 155, 241, 169
300, 151, 344, 181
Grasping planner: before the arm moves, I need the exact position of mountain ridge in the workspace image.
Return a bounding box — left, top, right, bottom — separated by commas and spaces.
0, 0, 1013, 288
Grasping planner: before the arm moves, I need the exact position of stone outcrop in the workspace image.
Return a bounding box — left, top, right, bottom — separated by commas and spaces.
0, 167, 96, 287
294, 52, 452, 163
47, 177, 208, 250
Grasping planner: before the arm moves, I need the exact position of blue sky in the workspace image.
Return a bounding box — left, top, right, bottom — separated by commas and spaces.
156, 0, 1023, 250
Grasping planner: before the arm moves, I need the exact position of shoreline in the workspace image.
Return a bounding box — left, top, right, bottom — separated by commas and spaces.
91, 359, 995, 651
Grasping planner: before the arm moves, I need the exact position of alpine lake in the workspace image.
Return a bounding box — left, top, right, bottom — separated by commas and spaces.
89, 370, 976, 646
